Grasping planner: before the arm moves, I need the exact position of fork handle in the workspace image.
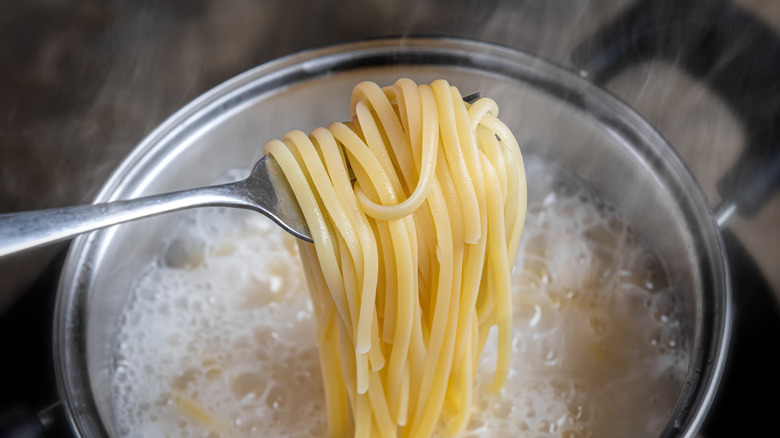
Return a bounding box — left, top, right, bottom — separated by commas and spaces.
0, 185, 246, 258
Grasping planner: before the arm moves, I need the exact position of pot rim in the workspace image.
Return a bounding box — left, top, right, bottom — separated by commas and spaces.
53, 36, 732, 438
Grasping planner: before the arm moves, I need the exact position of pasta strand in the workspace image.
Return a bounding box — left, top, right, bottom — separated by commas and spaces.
263, 79, 526, 438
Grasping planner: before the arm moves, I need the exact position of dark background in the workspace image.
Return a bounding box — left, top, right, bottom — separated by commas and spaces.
1, 0, 778, 311
1, 1, 779, 437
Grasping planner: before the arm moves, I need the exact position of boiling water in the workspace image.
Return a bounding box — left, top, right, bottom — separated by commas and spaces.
110, 157, 689, 438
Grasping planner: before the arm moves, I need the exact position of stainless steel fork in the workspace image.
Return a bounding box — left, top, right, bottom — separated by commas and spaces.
0, 155, 312, 257
0, 92, 483, 257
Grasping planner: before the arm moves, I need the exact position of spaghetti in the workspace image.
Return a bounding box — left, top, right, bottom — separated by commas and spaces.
264, 79, 527, 437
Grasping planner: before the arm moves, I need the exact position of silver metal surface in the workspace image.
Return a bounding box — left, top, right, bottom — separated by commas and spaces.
53, 38, 731, 438
0, 155, 311, 258
714, 202, 738, 229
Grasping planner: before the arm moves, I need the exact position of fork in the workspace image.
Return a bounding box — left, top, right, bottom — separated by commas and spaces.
0, 93, 482, 258
0, 155, 311, 258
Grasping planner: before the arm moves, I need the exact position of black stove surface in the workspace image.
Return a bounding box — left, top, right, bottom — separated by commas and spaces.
0, 230, 778, 437
700, 230, 780, 437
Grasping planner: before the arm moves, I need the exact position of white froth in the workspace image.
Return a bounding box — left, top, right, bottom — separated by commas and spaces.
111, 157, 690, 438
112, 207, 325, 438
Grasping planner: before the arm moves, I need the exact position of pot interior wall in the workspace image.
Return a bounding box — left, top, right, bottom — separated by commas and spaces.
56, 41, 724, 437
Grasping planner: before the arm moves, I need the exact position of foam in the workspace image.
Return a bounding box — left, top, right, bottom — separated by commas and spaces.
110, 156, 689, 438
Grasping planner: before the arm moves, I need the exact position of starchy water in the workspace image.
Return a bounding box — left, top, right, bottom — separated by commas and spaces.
110, 157, 689, 438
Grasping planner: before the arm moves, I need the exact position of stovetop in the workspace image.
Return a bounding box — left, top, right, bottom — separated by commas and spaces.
1, 1, 779, 437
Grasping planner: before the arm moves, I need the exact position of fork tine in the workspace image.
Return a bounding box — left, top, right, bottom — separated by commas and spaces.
463, 92, 482, 104
253, 92, 482, 243
243, 155, 313, 242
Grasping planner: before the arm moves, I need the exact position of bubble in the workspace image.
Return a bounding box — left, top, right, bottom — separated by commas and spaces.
584, 223, 618, 251
111, 207, 323, 438
111, 158, 689, 438
651, 291, 678, 323
535, 418, 558, 434
231, 372, 268, 399
163, 237, 206, 269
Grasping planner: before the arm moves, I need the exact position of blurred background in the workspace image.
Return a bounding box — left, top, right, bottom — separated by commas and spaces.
1, 0, 778, 308
0, 0, 778, 436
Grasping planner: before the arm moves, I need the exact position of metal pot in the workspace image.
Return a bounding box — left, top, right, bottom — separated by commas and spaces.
53, 38, 731, 437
